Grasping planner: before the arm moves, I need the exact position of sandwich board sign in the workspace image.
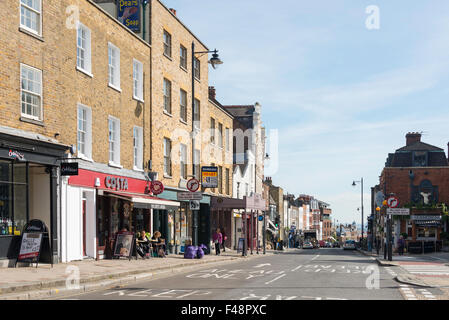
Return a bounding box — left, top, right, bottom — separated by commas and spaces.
16, 219, 52, 268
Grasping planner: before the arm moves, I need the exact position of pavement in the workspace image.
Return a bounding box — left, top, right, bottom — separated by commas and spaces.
358, 248, 449, 290
0, 249, 272, 300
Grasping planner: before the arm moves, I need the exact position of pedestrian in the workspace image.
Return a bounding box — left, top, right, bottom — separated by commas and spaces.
397, 235, 405, 256
212, 228, 222, 255
221, 228, 227, 252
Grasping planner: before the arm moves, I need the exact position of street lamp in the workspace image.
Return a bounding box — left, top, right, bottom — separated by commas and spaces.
375, 206, 380, 254
191, 42, 223, 246
352, 178, 364, 248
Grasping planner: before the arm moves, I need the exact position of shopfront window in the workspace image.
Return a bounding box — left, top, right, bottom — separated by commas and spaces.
417, 227, 436, 239
0, 161, 28, 236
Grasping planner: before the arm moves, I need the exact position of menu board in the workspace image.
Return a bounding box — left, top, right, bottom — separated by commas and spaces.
113, 232, 134, 259
18, 232, 43, 262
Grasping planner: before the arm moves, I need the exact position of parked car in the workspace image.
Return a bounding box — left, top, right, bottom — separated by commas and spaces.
303, 242, 314, 249
319, 240, 326, 248
332, 242, 340, 248
343, 240, 356, 250
325, 241, 332, 248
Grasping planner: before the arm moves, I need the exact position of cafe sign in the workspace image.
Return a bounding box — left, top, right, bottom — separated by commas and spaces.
105, 176, 129, 191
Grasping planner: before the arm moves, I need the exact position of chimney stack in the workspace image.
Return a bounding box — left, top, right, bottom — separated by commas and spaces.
406, 132, 421, 146
208, 86, 216, 100
169, 8, 177, 16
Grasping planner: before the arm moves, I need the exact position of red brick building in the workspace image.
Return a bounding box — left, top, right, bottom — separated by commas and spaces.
375, 132, 449, 252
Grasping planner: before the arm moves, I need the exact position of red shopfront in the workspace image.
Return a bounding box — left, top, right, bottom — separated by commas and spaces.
68, 169, 179, 259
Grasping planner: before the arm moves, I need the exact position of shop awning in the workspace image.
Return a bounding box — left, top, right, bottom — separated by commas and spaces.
414, 220, 441, 227
105, 191, 180, 210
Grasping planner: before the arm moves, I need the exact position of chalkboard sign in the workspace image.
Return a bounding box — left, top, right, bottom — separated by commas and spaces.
17, 233, 43, 263
237, 238, 245, 253
113, 232, 134, 260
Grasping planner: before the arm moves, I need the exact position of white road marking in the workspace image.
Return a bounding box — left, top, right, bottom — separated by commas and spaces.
311, 255, 320, 261
254, 263, 271, 268
291, 265, 302, 271
264, 273, 286, 285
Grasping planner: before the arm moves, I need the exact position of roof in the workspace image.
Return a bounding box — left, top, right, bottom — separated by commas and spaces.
223, 105, 256, 118
396, 141, 444, 152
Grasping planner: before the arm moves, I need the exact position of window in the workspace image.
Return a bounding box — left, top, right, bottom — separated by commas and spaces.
20, 64, 42, 120
413, 151, 427, 167
108, 43, 120, 90
218, 123, 223, 148
180, 143, 187, 179
133, 59, 143, 101
163, 78, 172, 114
194, 57, 200, 79
210, 118, 215, 144
133, 126, 143, 170
193, 149, 200, 179
20, 0, 41, 35
180, 45, 187, 69
108, 117, 120, 165
226, 128, 230, 151
164, 138, 172, 176
77, 104, 92, 159
180, 89, 187, 122
218, 166, 223, 194
163, 30, 171, 58
194, 99, 200, 129
77, 23, 91, 74
225, 168, 230, 195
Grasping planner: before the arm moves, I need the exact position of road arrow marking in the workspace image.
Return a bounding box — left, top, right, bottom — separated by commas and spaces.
255, 263, 271, 268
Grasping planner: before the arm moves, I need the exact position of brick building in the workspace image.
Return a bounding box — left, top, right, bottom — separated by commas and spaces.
373, 132, 449, 253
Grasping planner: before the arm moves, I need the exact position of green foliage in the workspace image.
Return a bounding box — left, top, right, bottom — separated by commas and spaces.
440, 232, 449, 241
400, 233, 408, 239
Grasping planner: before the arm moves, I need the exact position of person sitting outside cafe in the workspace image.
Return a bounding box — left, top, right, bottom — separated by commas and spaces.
136, 230, 151, 258
152, 231, 166, 257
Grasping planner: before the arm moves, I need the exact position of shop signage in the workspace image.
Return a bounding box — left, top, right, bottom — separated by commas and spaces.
150, 180, 164, 195
187, 178, 200, 192
105, 176, 129, 191
117, 0, 140, 32
411, 215, 442, 221
386, 208, 410, 216
17, 233, 42, 262
9, 149, 25, 161
178, 192, 203, 201
201, 166, 218, 188
113, 232, 134, 260
60, 162, 79, 176
16, 219, 51, 268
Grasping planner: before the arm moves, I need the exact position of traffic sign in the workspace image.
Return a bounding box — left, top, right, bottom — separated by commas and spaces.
386, 208, 410, 216
189, 200, 200, 210
177, 192, 203, 201
386, 196, 399, 208
187, 178, 200, 192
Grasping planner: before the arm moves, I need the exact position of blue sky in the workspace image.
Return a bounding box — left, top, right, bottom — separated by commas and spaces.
163, 0, 449, 224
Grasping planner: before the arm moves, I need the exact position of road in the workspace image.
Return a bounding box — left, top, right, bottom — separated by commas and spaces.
55, 248, 404, 300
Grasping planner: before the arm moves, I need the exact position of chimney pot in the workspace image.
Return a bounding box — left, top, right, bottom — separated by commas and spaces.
169, 8, 177, 16
406, 132, 421, 146
208, 86, 216, 100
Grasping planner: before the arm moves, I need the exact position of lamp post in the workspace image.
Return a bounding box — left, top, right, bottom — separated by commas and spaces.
375, 206, 380, 254
191, 42, 222, 246
352, 178, 364, 248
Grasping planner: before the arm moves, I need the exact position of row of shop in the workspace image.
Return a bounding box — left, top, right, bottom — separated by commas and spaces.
0, 132, 267, 266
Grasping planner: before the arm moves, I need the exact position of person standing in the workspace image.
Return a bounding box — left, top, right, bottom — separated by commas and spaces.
397, 235, 405, 256
221, 228, 227, 252
212, 228, 222, 255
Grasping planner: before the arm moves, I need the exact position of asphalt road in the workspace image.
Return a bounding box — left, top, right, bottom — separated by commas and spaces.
56, 248, 404, 300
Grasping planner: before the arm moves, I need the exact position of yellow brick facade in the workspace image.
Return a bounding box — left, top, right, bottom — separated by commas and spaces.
0, 0, 151, 170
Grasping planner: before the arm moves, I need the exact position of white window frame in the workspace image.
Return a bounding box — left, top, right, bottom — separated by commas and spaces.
218, 123, 223, 148
180, 143, 187, 180
133, 59, 143, 101
180, 89, 187, 122
193, 99, 200, 129
20, 63, 42, 121
76, 22, 92, 76
210, 117, 215, 144
108, 116, 121, 166
108, 42, 121, 91
20, 0, 42, 36
163, 138, 172, 176
163, 30, 172, 58
77, 103, 92, 160
226, 127, 230, 151
194, 149, 200, 179
133, 126, 143, 171
163, 78, 172, 114
194, 57, 200, 80
180, 45, 187, 69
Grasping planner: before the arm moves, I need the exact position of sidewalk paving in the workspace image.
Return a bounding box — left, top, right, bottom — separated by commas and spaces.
358, 248, 449, 289
0, 249, 272, 300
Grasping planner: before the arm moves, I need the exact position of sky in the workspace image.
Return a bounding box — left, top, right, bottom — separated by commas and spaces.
162, 0, 449, 225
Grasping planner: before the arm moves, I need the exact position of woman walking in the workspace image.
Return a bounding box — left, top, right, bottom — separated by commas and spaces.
212, 228, 223, 255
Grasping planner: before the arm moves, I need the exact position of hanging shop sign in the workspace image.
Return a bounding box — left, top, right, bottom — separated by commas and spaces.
150, 180, 164, 195
60, 162, 79, 176
105, 176, 129, 191
117, 0, 141, 32
201, 166, 218, 188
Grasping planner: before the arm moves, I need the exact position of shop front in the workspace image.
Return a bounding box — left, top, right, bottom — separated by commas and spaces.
65, 168, 179, 261
0, 128, 69, 266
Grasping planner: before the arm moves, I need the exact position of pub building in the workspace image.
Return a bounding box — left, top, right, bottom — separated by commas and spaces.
0, 127, 69, 267
63, 164, 180, 262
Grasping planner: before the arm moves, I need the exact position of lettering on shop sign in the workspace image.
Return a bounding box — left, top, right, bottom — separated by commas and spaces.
105, 176, 129, 191
9, 149, 25, 161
